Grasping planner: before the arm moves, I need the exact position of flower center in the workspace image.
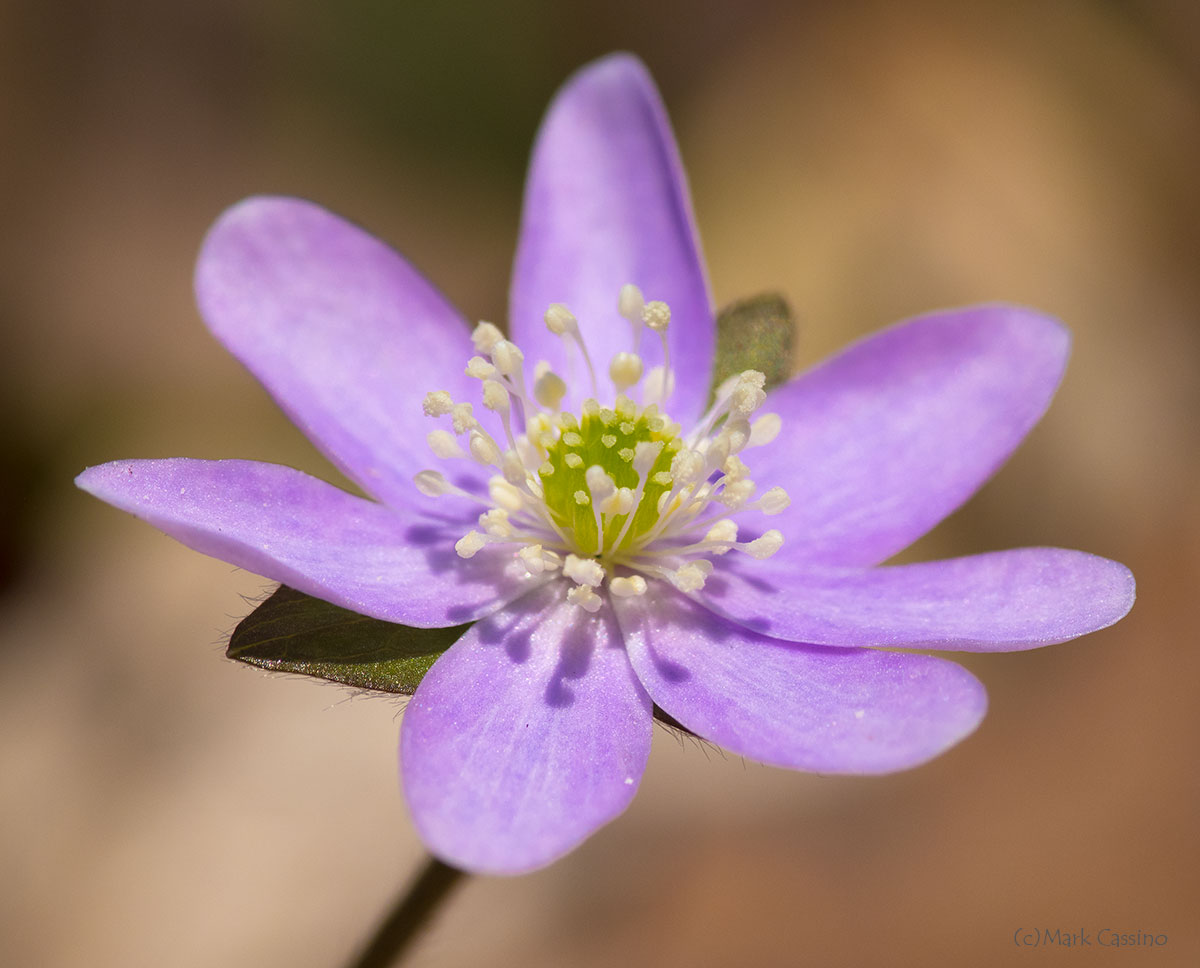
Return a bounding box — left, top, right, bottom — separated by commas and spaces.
413, 285, 789, 612
536, 399, 680, 559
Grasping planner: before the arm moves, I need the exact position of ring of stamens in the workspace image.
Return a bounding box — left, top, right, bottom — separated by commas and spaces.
415, 285, 789, 611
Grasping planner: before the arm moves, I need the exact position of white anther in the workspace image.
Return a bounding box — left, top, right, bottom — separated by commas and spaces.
533, 368, 567, 409
517, 544, 552, 576
584, 465, 616, 500
515, 433, 541, 470
600, 487, 635, 516
749, 413, 782, 447
670, 562, 710, 593
610, 575, 648, 597
722, 419, 752, 454
739, 370, 766, 389
489, 478, 526, 513
450, 402, 477, 434
669, 448, 706, 485
567, 584, 603, 613
563, 554, 606, 588
618, 284, 645, 322
642, 300, 671, 332
468, 430, 501, 466
413, 469, 453, 497
471, 322, 504, 354
642, 365, 675, 404
465, 356, 497, 379
609, 351, 644, 391
723, 455, 750, 481
731, 382, 766, 416
481, 379, 510, 412
422, 390, 454, 417
479, 508, 513, 537
755, 486, 791, 515
741, 530, 784, 559
490, 339, 524, 377
705, 519, 738, 549
720, 478, 757, 509
455, 531, 487, 559
632, 440, 664, 476
705, 434, 731, 473
426, 429, 464, 459
544, 303, 578, 336
501, 449, 527, 485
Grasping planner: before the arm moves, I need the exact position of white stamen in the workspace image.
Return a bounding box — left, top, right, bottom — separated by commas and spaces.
566, 583, 603, 612
642, 365, 674, 404
481, 379, 510, 413
501, 449, 527, 485
533, 367, 567, 409
600, 486, 635, 516
754, 486, 791, 515
563, 554, 605, 587
544, 302, 598, 395
490, 339, 524, 378
479, 508, 513, 537
414, 469, 453, 497
585, 465, 617, 503
720, 478, 756, 509
741, 530, 783, 559
427, 429, 464, 459
423, 390, 454, 417
468, 430, 501, 466
705, 434, 731, 474
723, 455, 750, 481
455, 531, 487, 558
517, 544, 546, 575
489, 479, 527, 514
705, 519, 738, 549
451, 402, 477, 434
632, 440, 663, 476
642, 300, 671, 332
749, 413, 781, 447
609, 575, 648, 597
669, 448, 706, 485
618, 284, 645, 323
471, 322, 504, 354
722, 419, 751, 454
609, 352, 644, 392
465, 356, 497, 379
670, 561, 710, 592
544, 303, 578, 336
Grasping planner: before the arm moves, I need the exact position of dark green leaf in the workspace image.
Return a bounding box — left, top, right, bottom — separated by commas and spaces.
710, 292, 797, 404
227, 585, 470, 694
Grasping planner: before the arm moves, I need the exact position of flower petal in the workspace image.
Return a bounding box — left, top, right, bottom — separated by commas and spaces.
401, 584, 652, 874
195, 196, 491, 509
75, 458, 544, 627
753, 305, 1070, 565
698, 548, 1135, 651
510, 53, 715, 424
614, 586, 986, 773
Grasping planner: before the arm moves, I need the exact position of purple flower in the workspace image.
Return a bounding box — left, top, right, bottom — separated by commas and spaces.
76, 54, 1134, 875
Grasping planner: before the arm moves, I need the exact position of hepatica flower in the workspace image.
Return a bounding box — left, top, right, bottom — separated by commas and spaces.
77, 54, 1134, 875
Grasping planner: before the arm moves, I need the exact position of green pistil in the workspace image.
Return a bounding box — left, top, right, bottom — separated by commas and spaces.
540, 404, 681, 557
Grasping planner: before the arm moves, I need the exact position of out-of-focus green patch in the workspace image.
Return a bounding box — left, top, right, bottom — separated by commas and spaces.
709, 293, 796, 404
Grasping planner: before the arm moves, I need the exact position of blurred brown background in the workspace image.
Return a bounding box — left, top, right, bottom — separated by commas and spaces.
2, 0, 1197, 965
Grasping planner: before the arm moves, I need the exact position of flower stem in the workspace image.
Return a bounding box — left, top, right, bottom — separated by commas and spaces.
343, 855, 466, 968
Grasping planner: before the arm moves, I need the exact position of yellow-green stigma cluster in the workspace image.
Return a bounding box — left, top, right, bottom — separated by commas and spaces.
413, 286, 789, 613
536, 398, 679, 559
